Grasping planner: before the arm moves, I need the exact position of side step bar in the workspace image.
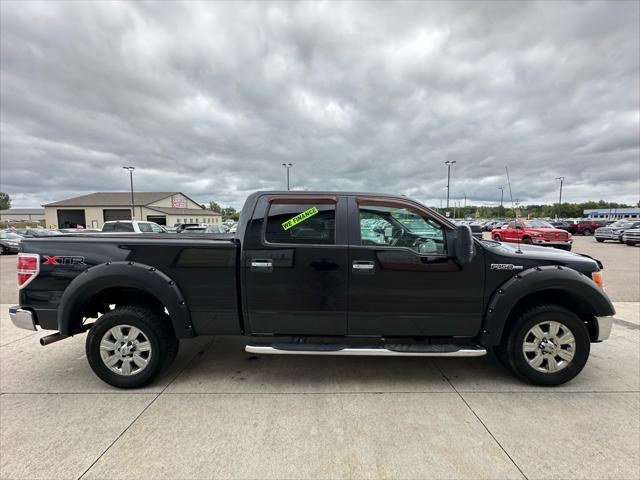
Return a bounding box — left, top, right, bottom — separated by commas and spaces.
245, 342, 486, 357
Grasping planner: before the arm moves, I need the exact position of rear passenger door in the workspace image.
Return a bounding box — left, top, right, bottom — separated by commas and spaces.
243, 195, 349, 335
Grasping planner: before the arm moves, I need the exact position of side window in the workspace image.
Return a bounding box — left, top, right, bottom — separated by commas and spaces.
138, 223, 153, 233
102, 223, 115, 232
115, 223, 134, 232
507, 221, 516, 229
265, 202, 335, 245
358, 204, 446, 254
150, 223, 164, 233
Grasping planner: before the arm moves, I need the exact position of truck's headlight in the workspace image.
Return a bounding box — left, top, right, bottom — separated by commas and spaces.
591, 271, 604, 289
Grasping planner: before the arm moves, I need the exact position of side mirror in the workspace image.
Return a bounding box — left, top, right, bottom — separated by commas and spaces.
515, 224, 522, 230
455, 225, 475, 264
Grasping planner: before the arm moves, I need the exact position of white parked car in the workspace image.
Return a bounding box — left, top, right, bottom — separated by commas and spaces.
101, 221, 166, 233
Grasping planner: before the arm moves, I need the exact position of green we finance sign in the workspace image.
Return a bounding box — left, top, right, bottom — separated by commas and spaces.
281, 207, 319, 231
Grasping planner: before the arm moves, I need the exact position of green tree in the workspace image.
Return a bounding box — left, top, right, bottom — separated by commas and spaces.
208, 201, 223, 214
0, 192, 11, 210
221, 207, 240, 221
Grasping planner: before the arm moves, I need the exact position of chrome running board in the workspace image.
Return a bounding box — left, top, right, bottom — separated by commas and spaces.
245, 342, 486, 357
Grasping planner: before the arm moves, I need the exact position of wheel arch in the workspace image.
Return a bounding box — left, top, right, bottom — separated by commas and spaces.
58, 261, 195, 338
480, 265, 615, 346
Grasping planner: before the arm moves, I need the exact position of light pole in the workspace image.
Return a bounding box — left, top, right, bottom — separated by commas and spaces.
556, 176, 565, 219
497, 186, 504, 216
463, 192, 467, 208
122, 166, 135, 219
444, 160, 456, 209
282, 163, 293, 191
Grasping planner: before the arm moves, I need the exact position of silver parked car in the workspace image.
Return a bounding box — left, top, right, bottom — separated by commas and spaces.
622, 228, 640, 246
595, 220, 640, 243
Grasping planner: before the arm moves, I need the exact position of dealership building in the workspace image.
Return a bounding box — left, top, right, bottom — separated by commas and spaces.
44, 192, 222, 228
583, 208, 640, 220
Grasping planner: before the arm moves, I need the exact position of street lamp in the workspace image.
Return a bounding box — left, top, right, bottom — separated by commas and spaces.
556, 177, 565, 205
444, 160, 457, 209
497, 186, 505, 216
122, 166, 135, 219
282, 163, 293, 191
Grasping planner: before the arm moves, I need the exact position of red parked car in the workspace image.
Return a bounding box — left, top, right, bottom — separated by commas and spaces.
491, 219, 573, 251
568, 220, 608, 236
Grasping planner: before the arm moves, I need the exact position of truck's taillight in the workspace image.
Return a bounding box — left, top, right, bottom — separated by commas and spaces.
17, 253, 40, 289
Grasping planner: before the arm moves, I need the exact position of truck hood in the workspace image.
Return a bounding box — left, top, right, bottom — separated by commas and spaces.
483, 240, 601, 274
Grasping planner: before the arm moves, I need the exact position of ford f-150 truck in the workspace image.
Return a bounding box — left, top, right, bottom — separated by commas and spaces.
10, 191, 616, 388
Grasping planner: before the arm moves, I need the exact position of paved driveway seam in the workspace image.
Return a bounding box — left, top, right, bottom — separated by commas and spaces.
77, 338, 215, 480
434, 362, 529, 480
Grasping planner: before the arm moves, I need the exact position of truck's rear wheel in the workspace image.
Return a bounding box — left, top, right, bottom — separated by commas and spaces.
502, 304, 590, 386
86, 305, 179, 388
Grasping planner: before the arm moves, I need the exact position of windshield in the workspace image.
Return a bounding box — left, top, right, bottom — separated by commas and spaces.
524, 220, 554, 228
612, 221, 635, 228
0, 232, 22, 240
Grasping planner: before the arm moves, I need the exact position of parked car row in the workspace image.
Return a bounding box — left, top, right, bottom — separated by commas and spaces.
1, 219, 240, 254
594, 220, 640, 245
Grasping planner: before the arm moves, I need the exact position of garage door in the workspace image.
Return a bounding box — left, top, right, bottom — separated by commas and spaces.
57, 209, 86, 228
103, 209, 132, 222
146, 215, 167, 225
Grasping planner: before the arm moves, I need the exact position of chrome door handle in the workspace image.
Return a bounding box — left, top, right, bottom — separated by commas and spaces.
353, 263, 374, 270
251, 259, 273, 272
352, 261, 375, 274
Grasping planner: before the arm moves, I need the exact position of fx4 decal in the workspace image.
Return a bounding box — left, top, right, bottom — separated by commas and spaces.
43, 255, 86, 266
490, 263, 524, 271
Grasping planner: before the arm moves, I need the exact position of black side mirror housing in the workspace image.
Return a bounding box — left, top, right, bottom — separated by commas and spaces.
455, 225, 475, 264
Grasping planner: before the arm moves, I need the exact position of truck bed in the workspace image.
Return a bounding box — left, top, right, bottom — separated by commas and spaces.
19, 234, 241, 335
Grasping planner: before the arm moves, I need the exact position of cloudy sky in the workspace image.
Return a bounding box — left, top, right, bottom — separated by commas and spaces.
1, 1, 638, 210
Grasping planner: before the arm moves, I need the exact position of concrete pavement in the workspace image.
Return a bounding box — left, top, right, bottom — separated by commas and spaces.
1, 303, 638, 479
1, 237, 639, 479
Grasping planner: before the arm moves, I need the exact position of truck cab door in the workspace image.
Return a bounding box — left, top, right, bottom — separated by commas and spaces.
514, 221, 525, 240
242, 195, 349, 335
504, 221, 516, 241
347, 196, 484, 337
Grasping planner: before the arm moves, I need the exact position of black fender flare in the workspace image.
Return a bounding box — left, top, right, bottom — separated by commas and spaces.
480, 265, 615, 346
58, 261, 194, 338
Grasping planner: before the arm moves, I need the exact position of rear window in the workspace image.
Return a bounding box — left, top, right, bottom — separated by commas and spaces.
265, 202, 335, 245
114, 223, 134, 232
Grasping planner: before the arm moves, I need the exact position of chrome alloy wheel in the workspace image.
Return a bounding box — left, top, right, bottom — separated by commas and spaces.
99, 325, 152, 376
522, 321, 576, 373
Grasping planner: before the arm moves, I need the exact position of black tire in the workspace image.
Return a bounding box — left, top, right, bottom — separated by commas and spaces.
596, 238, 604, 243
493, 235, 501, 241
558, 244, 572, 252
0, 245, 6, 255
501, 304, 590, 386
522, 237, 532, 244
86, 305, 179, 388
626, 242, 637, 246
583, 229, 592, 236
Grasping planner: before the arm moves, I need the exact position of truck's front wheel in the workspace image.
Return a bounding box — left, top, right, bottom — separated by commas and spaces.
502, 304, 590, 386
86, 305, 179, 388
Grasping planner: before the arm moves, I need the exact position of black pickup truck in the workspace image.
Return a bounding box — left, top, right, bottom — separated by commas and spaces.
11, 191, 616, 388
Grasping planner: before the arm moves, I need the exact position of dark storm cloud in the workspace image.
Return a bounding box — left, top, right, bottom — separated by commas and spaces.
1, 0, 638, 209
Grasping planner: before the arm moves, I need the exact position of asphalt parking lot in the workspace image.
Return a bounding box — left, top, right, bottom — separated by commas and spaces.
0, 236, 638, 479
